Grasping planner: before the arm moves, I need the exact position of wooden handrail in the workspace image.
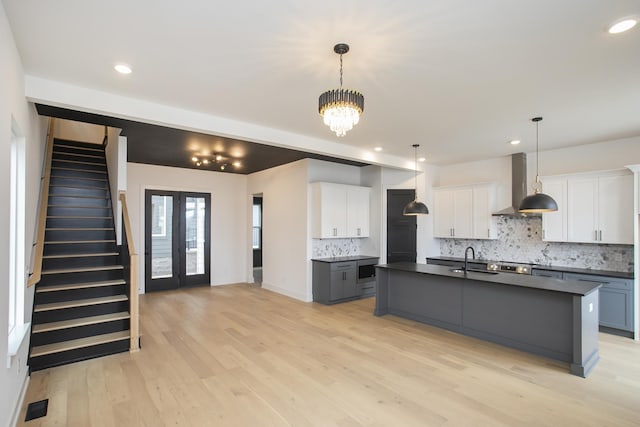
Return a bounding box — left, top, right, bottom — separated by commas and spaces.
27, 118, 56, 287
119, 191, 140, 352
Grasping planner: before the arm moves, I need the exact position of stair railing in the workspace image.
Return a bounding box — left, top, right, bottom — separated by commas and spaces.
119, 191, 140, 352
27, 118, 56, 287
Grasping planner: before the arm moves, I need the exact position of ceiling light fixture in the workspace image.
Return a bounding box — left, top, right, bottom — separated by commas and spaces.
510, 140, 521, 145
319, 43, 364, 137
374, 147, 383, 152
608, 18, 637, 34
191, 152, 241, 171
519, 117, 558, 213
114, 64, 132, 74
403, 144, 429, 216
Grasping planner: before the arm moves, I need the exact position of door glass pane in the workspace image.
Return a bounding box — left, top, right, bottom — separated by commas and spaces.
185, 196, 206, 276
151, 195, 173, 278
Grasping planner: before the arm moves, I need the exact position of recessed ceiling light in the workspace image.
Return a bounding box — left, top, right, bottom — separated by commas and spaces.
418, 157, 426, 162
374, 147, 383, 152
114, 64, 132, 74
510, 140, 521, 145
233, 161, 241, 167
608, 18, 637, 34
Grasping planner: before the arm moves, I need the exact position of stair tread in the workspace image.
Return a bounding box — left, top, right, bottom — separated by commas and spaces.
37, 279, 126, 292
42, 265, 123, 274
48, 215, 112, 218
52, 150, 104, 159
49, 194, 109, 200
54, 143, 104, 152
52, 158, 106, 166
50, 174, 108, 182
30, 330, 129, 357
45, 239, 115, 244
46, 227, 112, 231
35, 294, 128, 312
51, 166, 107, 174
33, 312, 130, 333
43, 252, 118, 259
50, 183, 108, 190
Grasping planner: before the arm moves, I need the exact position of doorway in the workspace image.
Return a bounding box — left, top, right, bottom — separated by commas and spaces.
387, 189, 417, 263
145, 190, 211, 292
252, 195, 263, 285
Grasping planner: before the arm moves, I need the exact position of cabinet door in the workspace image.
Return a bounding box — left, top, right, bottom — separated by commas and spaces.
541, 179, 567, 242
347, 187, 370, 237
567, 177, 598, 243
599, 287, 632, 331
330, 270, 345, 300
453, 188, 473, 238
342, 268, 358, 298
433, 190, 455, 237
471, 185, 497, 239
531, 269, 564, 279
317, 184, 347, 238
598, 174, 633, 244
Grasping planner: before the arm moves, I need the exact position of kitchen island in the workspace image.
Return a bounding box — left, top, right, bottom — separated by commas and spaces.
375, 263, 601, 377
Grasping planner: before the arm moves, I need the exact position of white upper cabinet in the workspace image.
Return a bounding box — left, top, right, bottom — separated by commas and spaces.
346, 186, 370, 238
311, 182, 371, 239
541, 178, 567, 242
563, 171, 633, 244
472, 184, 498, 239
433, 184, 497, 239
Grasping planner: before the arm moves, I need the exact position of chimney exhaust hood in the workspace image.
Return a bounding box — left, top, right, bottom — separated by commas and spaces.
492, 153, 533, 217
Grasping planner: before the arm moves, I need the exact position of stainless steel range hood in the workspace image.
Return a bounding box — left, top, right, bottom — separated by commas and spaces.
492, 153, 532, 217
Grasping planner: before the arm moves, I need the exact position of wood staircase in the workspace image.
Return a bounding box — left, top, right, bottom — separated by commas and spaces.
29, 139, 131, 371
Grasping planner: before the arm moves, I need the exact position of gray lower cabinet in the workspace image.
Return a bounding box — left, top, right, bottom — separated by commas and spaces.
313, 261, 358, 304
563, 272, 634, 333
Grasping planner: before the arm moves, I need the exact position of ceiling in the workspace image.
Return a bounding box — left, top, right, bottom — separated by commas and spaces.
36, 104, 367, 174
4, 0, 640, 166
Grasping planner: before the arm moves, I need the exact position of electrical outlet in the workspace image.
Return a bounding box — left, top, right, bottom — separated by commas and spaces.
589, 303, 593, 313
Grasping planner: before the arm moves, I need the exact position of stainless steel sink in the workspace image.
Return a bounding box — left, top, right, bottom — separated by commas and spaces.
449, 268, 499, 275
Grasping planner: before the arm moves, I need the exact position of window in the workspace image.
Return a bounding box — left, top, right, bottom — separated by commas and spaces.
8, 119, 27, 357
252, 203, 261, 249
151, 195, 167, 237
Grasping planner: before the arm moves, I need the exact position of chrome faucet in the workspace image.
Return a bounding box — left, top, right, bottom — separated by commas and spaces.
464, 246, 475, 273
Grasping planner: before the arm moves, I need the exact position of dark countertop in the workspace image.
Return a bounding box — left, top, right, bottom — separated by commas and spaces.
377, 262, 601, 296
426, 256, 633, 280
312, 255, 379, 263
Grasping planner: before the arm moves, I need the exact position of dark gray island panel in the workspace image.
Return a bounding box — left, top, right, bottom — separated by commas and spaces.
375, 263, 601, 377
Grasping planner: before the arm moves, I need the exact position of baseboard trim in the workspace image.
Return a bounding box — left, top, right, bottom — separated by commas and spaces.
262, 282, 311, 302
11, 373, 30, 427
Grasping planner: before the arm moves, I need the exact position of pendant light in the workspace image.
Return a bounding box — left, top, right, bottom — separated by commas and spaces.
519, 117, 558, 213
318, 43, 364, 137
403, 144, 429, 215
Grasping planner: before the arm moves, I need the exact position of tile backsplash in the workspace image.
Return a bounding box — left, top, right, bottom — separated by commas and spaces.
439, 216, 633, 272
312, 239, 362, 258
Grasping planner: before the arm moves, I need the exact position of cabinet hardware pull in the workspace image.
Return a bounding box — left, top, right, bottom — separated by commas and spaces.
594, 230, 598, 241
599, 230, 602, 241
357, 227, 361, 236
487, 229, 490, 238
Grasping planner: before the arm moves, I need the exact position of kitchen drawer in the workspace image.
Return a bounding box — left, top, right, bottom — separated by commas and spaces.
563, 272, 632, 290
426, 258, 461, 267
330, 262, 357, 272
532, 269, 564, 279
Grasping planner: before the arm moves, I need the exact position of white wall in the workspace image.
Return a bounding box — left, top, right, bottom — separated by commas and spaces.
127, 163, 247, 292
0, 4, 46, 426
105, 130, 124, 244
247, 160, 310, 301
54, 118, 104, 144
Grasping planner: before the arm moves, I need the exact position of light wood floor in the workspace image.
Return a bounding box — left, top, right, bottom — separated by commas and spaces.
17, 284, 640, 426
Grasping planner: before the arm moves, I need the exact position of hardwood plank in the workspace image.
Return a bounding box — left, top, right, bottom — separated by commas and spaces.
17, 284, 640, 427
33, 312, 130, 333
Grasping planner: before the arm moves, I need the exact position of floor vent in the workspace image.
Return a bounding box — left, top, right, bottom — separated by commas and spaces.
25, 399, 48, 421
